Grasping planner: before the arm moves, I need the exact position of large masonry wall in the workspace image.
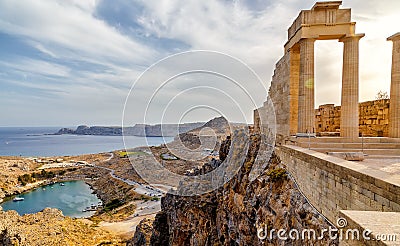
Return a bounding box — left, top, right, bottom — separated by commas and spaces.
276, 145, 400, 224
315, 99, 390, 137
268, 53, 291, 139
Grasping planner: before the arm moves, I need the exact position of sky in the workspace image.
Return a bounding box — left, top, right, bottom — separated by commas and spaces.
0, 0, 399, 126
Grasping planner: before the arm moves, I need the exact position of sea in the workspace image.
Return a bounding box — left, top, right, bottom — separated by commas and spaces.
0, 127, 172, 157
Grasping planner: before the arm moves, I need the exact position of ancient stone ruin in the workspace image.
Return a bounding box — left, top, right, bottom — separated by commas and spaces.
255, 1, 400, 141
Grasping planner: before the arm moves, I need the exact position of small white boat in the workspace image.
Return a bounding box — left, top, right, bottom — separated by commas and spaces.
60, 183, 65, 186
13, 197, 24, 202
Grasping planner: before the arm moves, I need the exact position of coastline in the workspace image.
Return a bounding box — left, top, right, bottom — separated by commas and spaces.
0, 153, 111, 212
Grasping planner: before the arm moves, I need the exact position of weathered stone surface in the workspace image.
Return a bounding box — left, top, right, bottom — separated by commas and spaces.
127, 218, 154, 246
340, 210, 400, 246
0, 208, 122, 245
277, 145, 400, 225
298, 38, 315, 134
315, 99, 390, 137
340, 34, 364, 138
388, 33, 400, 138
326, 152, 365, 161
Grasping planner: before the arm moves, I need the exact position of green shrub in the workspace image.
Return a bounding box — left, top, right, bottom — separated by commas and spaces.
266, 168, 287, 182
18, 173, 33, 186
103, 199, 124, 212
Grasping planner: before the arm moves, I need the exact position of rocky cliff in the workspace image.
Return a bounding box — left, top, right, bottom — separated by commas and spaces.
127, 218, 154, 246
134, 132, 338, 245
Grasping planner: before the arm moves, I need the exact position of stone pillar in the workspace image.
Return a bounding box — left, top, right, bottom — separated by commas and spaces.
388, 33, 400, 138
298, 38, 315, 133
340, 34, 364, 138
289, 45, 300, 135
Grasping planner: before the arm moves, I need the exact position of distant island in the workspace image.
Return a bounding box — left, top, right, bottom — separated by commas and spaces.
54, 122, 205, 137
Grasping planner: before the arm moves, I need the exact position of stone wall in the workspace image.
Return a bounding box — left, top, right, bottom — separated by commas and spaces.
267, 53, 291, 139
315, 99, 390, 137
276, 145, 400, 224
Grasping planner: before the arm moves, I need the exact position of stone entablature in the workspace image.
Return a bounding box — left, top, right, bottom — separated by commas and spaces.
285, 1, 354, 52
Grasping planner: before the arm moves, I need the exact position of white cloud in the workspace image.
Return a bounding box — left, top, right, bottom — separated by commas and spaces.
0, 59, 70, 78
1, 0, 399, 126
0, 0, 155, 66
135, 0, 400, 107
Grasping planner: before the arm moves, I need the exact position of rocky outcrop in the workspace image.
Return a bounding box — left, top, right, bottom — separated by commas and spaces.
55, 122, 204, 137
219, 135, 231, 162
127, 218, 155, 246
140, 132, 337, 245
0, 208, 122, 245
176, 116, 230, 150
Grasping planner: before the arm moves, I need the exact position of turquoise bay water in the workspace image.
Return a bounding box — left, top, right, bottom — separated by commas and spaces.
1, 181, 101, 218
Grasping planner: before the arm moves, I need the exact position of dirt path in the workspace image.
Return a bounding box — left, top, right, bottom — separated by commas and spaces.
98, 200, 160, 237
94, 153, 165, 236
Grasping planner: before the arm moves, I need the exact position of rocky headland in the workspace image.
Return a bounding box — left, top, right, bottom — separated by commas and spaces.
55, 122, 205, 137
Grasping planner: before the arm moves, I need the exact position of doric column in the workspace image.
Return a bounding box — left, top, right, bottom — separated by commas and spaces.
289, 45, 300, 135
339, 34, 364, 138
388, 33, 400, 138
298, 38, 315, 133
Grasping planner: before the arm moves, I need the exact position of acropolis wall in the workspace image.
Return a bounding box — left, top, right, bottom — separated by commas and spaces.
315, 99, 390, 137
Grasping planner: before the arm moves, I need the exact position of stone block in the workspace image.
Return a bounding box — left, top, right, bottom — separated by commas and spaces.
327, 152, 365, 161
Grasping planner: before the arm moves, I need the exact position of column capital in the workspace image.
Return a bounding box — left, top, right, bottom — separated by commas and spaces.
388, 32, 400, 42
339, 33, 365, 43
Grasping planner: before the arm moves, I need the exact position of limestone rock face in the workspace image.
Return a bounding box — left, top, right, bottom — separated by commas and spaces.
0, 208, 122, 245
143, 133, 337, 245
219, 135, 231, 162
127, 218, 155, 246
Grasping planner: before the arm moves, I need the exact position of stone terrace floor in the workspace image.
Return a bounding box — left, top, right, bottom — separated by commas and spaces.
291, 136, 400, 177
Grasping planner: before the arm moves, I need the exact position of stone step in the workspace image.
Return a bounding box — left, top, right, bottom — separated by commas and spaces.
309, 148, 400, 156
292, 136, 400, 144
365, 155, 400, 159
297, 142, 400, 149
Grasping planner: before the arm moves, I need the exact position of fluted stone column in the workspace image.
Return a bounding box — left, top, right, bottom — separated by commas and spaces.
388, 33, 400, 138
289, 45, 300, 135
298, 38, 315, 133
340, 34, 364, 138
